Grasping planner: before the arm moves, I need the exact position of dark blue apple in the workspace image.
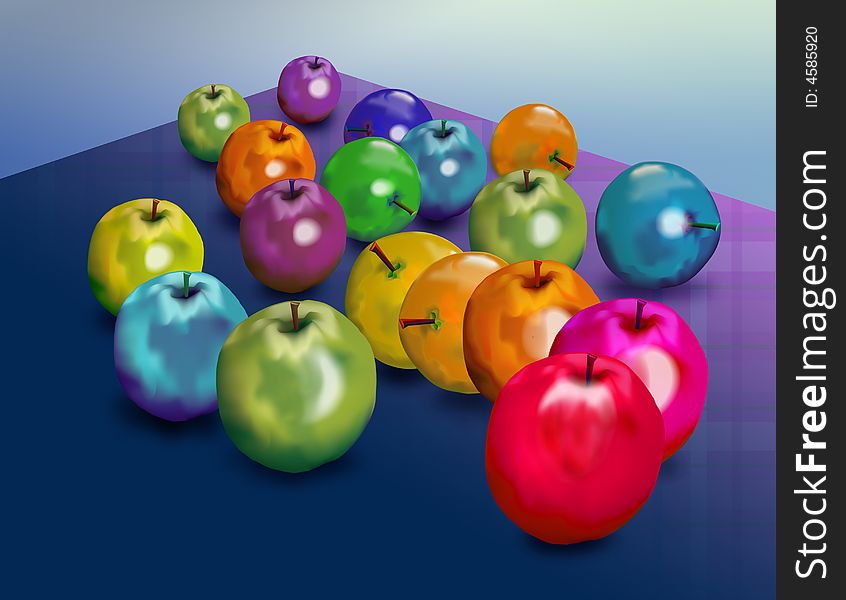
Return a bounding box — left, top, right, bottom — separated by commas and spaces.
343, 88, 432, 144
400, 119, 487, 220
114, 271, 247, 421
596, 162, 721, 289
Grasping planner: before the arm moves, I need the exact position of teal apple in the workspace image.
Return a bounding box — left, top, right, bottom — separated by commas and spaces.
177, 84, 250, 162
468, 169, 587, 268
114, 271, 247, 421
595, 162, 721, 288
216, 300, 377, 473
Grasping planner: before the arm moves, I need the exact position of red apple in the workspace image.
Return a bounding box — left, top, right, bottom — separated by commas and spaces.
486, 353, 664, 544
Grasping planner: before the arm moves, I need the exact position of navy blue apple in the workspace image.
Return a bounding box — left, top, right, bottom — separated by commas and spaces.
343, 88, 432, 144
114, 271, 247, 421
596, 162, 721, 288
400, 119, 487, 220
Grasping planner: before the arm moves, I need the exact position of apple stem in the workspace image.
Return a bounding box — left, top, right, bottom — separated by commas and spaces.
689, 221, 720, 231
150, 198, 161, 221
586, 354, 598, 385
635, 299, 647, 330
523, 169, 530, 192
391, 196, 415, 215
399, 318, 437, 329
276, 123, 288, 141
312, 56, 319, 67
533, 260, 542, 288
289, 179, 296, 199
183, 272, 191, 298
291, 301, 301, 331
210, 84, 217, 98
549, 151, 575, 171
369, 242, 397, 272
440, 120, 447, 137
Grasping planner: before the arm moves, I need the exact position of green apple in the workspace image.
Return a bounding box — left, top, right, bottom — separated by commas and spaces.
216, 300, 377, 473
468, 169, 587, 268
177, 84, 250, 162
87, 198, 204, 315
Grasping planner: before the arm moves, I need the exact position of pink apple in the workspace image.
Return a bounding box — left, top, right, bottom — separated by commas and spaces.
549, 298, 707, 459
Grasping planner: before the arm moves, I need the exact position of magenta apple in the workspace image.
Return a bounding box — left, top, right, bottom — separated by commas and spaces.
240, 178, 346, 292
549, 298, 708, 459
277, 56, 342, 124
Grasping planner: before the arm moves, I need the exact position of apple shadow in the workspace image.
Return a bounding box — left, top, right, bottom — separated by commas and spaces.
220, 437, 363, 486
374, 362, 492, 418
375, 362, 424, 385
245, 277, 291, 307
591, 271, 665, 301
411, 215, 470, 250
656, 451, 693, 481
190, 155, 219, 172
345, 239, 369, 255
654, 282, 711, 304
592, 269, 720, 306
90, 306, 117, 335
211, 205, 242, 234
111, 393, 221, 439
239, 274, 346, 315
522, 527, 620, 556
432, 388, 492, 419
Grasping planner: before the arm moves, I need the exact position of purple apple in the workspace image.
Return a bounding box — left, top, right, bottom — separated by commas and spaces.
240, 178, 346, 292
277, 56, 342, 124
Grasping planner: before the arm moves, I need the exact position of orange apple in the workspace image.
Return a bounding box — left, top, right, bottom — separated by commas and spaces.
489, 104, 578, 178
216, 120, 316, 217
398, 252, 507, 393
463, 259, 599, 401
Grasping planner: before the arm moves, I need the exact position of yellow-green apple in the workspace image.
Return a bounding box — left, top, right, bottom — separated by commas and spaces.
216, 300, 377, 473
88, 198, 204, 315
178, 84, 250, 162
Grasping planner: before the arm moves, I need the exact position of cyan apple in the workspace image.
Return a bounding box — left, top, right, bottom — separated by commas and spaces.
217, 300, 377, 473
596, 162, 721, 288
114, 271, 247, 421
400, 119, 487, 220
468, 169, 587, 268
178, 84, 250, 162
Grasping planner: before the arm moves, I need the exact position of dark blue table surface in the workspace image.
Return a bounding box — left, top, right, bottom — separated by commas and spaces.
1, 74, 775, 598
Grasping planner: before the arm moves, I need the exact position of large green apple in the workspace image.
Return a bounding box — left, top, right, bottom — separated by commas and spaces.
177, 84, 250, 162
216, 300, 377, 473
87, 198, 204, 315
468, 169, 587, 268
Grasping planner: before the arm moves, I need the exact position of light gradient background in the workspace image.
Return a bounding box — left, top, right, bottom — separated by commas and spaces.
0, 0, 774, 208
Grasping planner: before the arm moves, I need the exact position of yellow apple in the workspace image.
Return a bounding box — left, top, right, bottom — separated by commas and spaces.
88, 198, 204, 315
344, 232, 460, 368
